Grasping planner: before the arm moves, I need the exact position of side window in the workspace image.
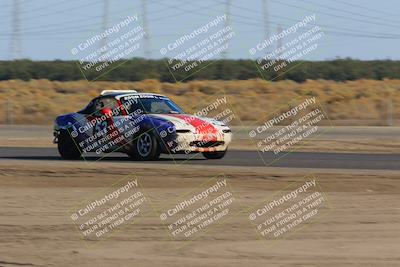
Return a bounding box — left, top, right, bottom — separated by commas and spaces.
124, 98, 145, 115
151, 100, 170, 113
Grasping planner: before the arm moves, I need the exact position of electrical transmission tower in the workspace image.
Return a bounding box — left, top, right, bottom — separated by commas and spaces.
141, 0, 151, 58
221, 0, 232, 59
101, 0, 110, 54
262, 0, 270, 43
9, 0, 22, 59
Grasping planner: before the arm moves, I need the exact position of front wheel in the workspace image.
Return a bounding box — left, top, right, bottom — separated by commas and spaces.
57, 130, 81, 160
128, 132, 160, 161
202, 150, 226, 159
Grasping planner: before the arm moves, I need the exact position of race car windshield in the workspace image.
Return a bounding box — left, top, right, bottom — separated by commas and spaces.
122, 96, 184, 115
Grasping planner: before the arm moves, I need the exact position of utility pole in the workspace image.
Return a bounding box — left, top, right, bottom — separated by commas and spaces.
9, 0, 22, 59
101, 0, 110, 55
142, 0, 151, 58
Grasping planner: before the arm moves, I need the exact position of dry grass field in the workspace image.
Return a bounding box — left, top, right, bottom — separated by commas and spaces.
0, 78, 399, 125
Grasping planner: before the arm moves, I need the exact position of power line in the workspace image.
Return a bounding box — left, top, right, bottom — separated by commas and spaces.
211, 0, 400, 38
298, 0, 400, 25
1, 0, 73, 20
0, 3, 210, 38
0, 1, 135, 33
0, 0, 191, 35
187, 1, 400, 41
0, 0, 103, 23
271, 0, 400, 30
334, 0, 400, 18
6, 0, 391, 41
202, 0, 400, 39
2, 1, 399, 42
2, 0, 400, 61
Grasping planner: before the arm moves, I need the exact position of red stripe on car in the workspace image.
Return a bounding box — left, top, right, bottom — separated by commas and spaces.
167, 114, 218, 141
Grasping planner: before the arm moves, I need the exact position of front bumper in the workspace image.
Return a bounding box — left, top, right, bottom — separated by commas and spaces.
165, 131, 232, 153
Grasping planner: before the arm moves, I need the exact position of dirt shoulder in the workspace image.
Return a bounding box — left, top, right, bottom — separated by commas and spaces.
0, 160, 399, 266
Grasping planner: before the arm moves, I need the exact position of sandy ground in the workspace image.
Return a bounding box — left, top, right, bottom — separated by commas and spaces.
0, 160, 399, 267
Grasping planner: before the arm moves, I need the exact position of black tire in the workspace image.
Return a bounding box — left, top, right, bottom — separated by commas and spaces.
128, 131, 160, 161
202, 150, 227, 159
57, 130, 81, 160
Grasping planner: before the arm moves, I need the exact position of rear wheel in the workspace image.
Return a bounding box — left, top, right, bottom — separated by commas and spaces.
128, 132, 160, 161
202, 150, 226, 159
57, 130, 81, 160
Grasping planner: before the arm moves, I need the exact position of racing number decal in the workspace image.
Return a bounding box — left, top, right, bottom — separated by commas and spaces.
95, 121, 108, 133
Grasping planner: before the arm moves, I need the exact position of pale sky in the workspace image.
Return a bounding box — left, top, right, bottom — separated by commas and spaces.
0, 0, 399, 60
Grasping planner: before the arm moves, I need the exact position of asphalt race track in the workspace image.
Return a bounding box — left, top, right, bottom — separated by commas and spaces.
0, 147, 399, 170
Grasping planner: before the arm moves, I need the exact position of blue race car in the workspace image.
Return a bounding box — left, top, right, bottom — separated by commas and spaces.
53, 90, 232, 160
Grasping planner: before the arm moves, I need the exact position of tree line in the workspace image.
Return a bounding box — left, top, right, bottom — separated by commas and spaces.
0, 58, 399, 82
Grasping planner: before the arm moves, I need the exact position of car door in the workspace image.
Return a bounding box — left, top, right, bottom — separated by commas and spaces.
90, 97, 127, 153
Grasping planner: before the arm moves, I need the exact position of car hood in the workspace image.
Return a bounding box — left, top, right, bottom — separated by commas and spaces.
150, 114, 228, 133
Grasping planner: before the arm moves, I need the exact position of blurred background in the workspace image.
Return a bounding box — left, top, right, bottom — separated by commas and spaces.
0, 0, 399, 125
